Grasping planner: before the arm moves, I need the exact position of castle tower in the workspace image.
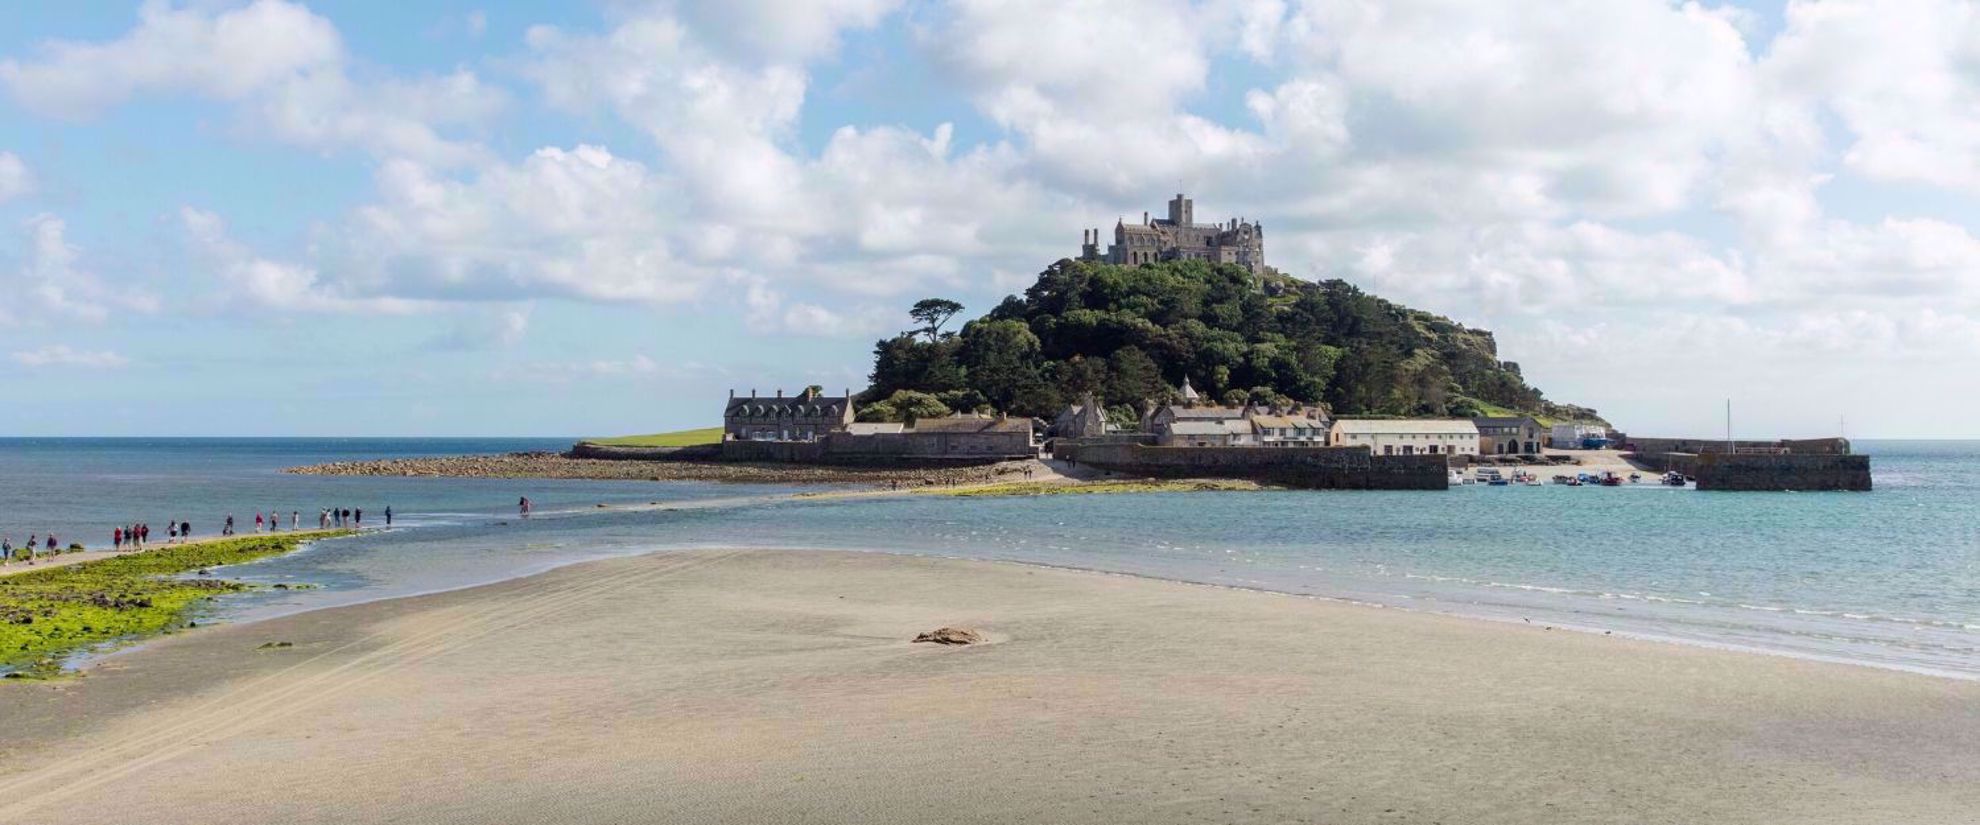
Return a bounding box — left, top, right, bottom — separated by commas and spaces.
1168, 193, 1193, 226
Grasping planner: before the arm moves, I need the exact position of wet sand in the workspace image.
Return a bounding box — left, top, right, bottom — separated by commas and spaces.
1, 549, 1975, 824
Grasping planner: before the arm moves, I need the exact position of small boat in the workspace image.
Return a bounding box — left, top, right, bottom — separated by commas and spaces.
1628, 473, 1642, 483
1448, 470, 1466, 487
1662, 471, 1687, 487
1599, 473, 1624, 487
1551, 474, 1573, 484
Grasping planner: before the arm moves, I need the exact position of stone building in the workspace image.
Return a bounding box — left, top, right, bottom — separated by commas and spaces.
723, 387, 854, 442
1143, 378, 1331, 447
1078, 194, 1265, 274
1329, 419, 1480, 457
1051, 392, 1111, 439
1471, 416, 1545, 455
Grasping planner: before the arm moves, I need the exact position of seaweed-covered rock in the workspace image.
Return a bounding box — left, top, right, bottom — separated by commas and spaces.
912, 627, 985, 645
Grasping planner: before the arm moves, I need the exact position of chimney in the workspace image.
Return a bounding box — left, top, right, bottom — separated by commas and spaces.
776, 388, 783, 398
1143, 211, 1149, 224
750, 388, 757, 397
729, 388, 735, 399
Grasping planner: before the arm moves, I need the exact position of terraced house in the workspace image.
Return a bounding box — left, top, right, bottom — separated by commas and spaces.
723, 388, 854, 442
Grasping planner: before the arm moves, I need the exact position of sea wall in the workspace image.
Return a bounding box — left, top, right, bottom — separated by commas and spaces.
1691, 453, 1873, 492
567, 443, 721, 462
719, 437, 1024, 466
1055, 442, 1447, 490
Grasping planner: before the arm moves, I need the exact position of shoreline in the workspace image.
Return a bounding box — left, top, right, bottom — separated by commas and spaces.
2, 547, 1974, 823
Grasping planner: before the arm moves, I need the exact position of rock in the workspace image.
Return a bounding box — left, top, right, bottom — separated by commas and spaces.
257, 641, 294, 649
912, 626, 985, 646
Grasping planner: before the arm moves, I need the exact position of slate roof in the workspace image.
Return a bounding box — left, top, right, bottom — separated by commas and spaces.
1332, 419, 1480, 435
1471, 416, 1540, 429
909, 415, 1031, 434
725, 394, 849, 418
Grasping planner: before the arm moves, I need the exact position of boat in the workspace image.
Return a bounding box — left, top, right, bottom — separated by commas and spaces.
1599, 472, 1624, 487
1448, 470, 1466, 487
1551, 474, 1573, 484
1628, 473, 1642, 483
1661, 471, 1687, 487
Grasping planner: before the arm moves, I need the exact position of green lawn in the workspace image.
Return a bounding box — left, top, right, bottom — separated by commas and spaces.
582, 427, 724, 447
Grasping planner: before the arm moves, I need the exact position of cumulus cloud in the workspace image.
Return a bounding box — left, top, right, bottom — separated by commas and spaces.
0, 152, 33, 203
9, 214, 159, 323
181, 207, 424, 314
9, 345, 130, 369
0, 0, 501, 165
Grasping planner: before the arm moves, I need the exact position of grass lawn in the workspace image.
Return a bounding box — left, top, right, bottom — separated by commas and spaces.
582, 427, 724, 448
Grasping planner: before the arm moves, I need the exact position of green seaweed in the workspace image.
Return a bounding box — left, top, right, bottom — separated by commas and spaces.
932, 479, 1266, 498
0, 531, 351, 678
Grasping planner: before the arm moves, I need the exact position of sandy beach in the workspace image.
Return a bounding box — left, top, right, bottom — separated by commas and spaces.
1, 549, 1975, 824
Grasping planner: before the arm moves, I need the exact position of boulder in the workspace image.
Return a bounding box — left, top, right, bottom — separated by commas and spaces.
912, 626, 985, 645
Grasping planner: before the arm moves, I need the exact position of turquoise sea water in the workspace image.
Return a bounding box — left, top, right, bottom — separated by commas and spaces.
2, 439, 1975, 678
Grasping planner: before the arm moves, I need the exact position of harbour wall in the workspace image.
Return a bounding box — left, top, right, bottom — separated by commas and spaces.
1639, 452, 1873, 491
1054, 442, 1448, 490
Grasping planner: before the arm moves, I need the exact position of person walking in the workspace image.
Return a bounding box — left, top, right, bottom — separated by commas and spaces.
291, 511, 299, 531
140, 523, 149, 547
1, 536, 10, 566
181, 520, 191, 541
224, 515, 234, 536
113, 527, 123, 551
384, 506, 392, 527
354, 508, 363, 528
255, 513, 264, 534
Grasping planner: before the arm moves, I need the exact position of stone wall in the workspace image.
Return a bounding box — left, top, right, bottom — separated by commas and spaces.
1056, 442, 1448, 490
1692, 453, 1872, 491
719, 431, 1033, 465
567, 443, 721, 462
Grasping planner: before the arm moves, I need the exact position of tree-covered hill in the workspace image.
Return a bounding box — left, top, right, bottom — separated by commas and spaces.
861, 258, 1603, 426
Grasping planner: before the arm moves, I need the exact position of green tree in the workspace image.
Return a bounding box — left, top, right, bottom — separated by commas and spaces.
858, 390, 952, 423
958, 319, 1045, 413
1105, 346, 1168, 406
908, 298, 964, 341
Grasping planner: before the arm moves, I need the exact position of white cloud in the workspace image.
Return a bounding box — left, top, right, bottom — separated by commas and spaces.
1764, 0, 1980, 191
0, 0, 501, 165
0, 152, 33, 203
10, 214, 159, 323
0, 0, 342, 116
10, 345, 129, 369
181, 207, 425, 314
316, 145, 700, 304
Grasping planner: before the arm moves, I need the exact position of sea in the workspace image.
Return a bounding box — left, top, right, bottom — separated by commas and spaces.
1, 438, 1976, 679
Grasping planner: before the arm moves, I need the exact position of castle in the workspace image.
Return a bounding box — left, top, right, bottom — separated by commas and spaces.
1078, 194, 1265, 274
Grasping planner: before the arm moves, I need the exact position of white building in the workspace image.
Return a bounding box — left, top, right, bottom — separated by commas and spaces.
1549, 422, 1608, 449
1329, 419, 1480, 457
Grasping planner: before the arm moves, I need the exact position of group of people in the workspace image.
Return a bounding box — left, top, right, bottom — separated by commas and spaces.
0, 533, 64, 565
212, 506, 393, 537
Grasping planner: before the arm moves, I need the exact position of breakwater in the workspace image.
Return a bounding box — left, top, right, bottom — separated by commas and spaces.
1626, 436, 1871, 491
1686, 453, 1872, 491
1054, 443, 1448, 490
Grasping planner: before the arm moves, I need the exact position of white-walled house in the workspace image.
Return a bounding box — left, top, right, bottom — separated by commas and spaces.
1329, 419, 1480, 456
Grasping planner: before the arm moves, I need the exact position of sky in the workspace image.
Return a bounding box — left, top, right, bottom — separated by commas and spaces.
1, 0, 1978, 439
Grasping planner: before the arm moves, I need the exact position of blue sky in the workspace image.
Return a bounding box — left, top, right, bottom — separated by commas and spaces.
3, 0, 1980, 438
